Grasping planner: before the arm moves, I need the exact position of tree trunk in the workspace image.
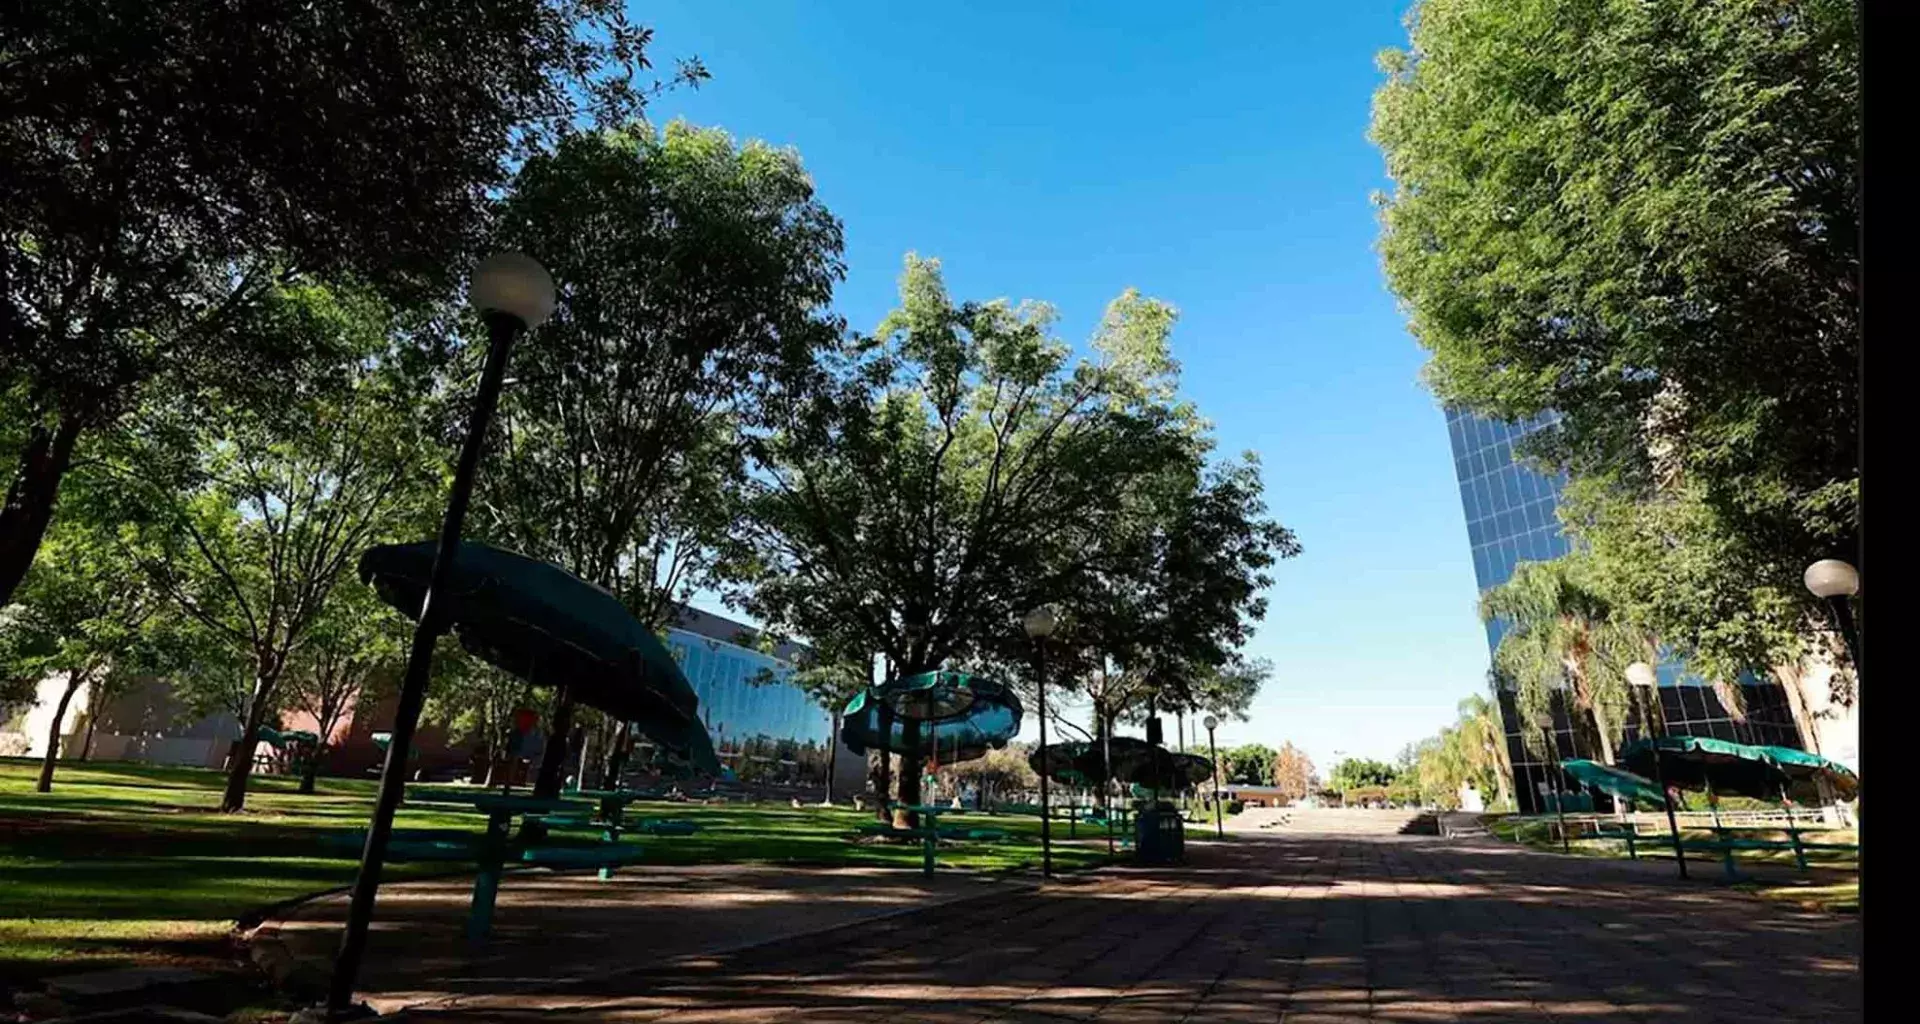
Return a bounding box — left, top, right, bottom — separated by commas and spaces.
823, 711, 839, 805
533, 692, 576, 798
79, 704, 101, 762
874, 705, 894, 822
220, 669, 280, 813
1488, 734, 1514, 810
603, 721, 634, 791
896, 718, 923, 829
1589, 700, 1616, 765
574, 724, 593, 790
0, 412, 85, 609
1771, 661, 1823, 755
299, 745, 323, 794
36, 674, 86, 792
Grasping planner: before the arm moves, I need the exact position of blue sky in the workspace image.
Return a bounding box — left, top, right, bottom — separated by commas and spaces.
639, 1, 1491, 772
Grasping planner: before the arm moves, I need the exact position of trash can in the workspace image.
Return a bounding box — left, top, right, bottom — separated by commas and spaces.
1134, 806, 1186, 864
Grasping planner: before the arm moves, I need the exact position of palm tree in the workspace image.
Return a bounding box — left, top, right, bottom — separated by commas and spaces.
1480, 555, 1645, 765
1457, 690, 1513, 809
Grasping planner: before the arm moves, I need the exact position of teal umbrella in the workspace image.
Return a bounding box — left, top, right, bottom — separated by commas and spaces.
1618, 735, 1856, 801
1559, 759, 1666, 808
359, 540, 719, 776
840, 671, 1023, 764
1749, 743, 1860, 801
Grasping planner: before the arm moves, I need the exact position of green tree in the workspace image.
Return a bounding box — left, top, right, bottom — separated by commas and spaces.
1329, 757, 1398, 793
1558, 476, 1838, 736
0, 517, 163, 791
0, 0, 698, 608
1404, 691, 1517, 811
736, 255, 1201, 814
940, 744, 1038, 812
472, 121, 843, 795
124, 292, 434, 811
424, 645, 532, 789
1373, 0, 1859, 676
1479, 555, 1647, 763
282, 582, 408, 794
1221, 743, 1278, 786
1071, 453, 1295, 745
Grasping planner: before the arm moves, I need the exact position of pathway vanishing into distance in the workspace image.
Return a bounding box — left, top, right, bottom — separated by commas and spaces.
320, 809, 1859, 1022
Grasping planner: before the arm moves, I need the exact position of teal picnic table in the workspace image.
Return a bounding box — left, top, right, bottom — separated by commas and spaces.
567, 789, 703, 843
869, 804, 1010, 875
896, 803, 953, 877
336, 791, 645, 942
466, 793, 604, 940
1686, 823, 1859, 879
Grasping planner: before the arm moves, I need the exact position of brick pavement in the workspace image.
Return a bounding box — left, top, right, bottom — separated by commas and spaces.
342, 826, 1859, 1023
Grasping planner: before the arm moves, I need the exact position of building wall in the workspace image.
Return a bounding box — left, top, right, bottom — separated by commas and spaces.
1444, 407, 1811, 813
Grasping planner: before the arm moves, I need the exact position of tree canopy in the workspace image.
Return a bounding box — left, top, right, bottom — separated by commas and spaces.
0, 0, 697, 607
1373, 0, 1860, 679
737, 255, 1203, 686
475, 122, 845, 631
1328, 757, 1399, 793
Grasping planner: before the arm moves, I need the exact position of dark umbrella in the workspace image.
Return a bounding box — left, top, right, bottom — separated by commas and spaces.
1616, 735, 1853, 801
1030, 736, 1212, 792
359, 540, 719, 776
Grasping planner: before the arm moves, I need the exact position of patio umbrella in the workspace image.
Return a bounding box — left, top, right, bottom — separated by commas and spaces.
359, 540, 720, 776
1559, 759, 1666, 809
1617, 735, 1854, 801
1747, 743, 1860, 801
1031, 736, 1211, 792
840, 671, 1024, 764
1029, 740, 1096, 784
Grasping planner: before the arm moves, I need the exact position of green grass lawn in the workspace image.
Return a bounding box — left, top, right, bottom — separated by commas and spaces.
0, 758, 1108, 986
1487, 816, 1859, 913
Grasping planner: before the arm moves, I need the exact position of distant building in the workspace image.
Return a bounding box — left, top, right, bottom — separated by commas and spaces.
1443, 407, 1807, 813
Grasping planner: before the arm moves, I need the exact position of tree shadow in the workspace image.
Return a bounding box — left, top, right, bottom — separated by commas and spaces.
264, 833, 1858, 1022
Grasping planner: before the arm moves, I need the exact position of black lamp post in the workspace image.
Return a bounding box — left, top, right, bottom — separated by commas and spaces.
325, 253, 554, 1019
1024, 605, 1058, 879
1204, 714, 1222, 839
1804, 559, 1862, 677
1532, 710, 1570, 854
1629, 660, 1687, 879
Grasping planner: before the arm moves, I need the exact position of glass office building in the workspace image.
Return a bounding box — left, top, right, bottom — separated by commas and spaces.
1444, 407, 1802, 812
662, 607, 858, 789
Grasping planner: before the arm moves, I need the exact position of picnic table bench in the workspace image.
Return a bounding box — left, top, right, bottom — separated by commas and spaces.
1587, 819, 1857, 878
327, 793, 648, 942
1684, 824, 1858, 879
853, 804, 1011, 876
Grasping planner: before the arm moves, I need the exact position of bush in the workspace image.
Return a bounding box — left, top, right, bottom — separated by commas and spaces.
1225, 799, 1245, 815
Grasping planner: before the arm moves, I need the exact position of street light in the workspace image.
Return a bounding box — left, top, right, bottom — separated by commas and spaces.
1628, 660, 1687, 879
327, 253, 554, 1019
1023, 604, 1058, 879
1531, 709, 1570, 854
1203, 714, 1223, 839
1804, 559, 1862, 674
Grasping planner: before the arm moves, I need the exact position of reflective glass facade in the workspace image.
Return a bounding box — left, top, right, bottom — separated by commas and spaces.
663, 615, 843, 786
1444, 407, 1803, 812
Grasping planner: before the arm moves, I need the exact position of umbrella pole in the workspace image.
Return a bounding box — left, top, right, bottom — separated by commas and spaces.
328, 309, 525, 1019
1651, 753, 1688, 880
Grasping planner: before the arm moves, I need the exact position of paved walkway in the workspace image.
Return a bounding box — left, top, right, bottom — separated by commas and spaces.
277, 816, 1859, 1022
